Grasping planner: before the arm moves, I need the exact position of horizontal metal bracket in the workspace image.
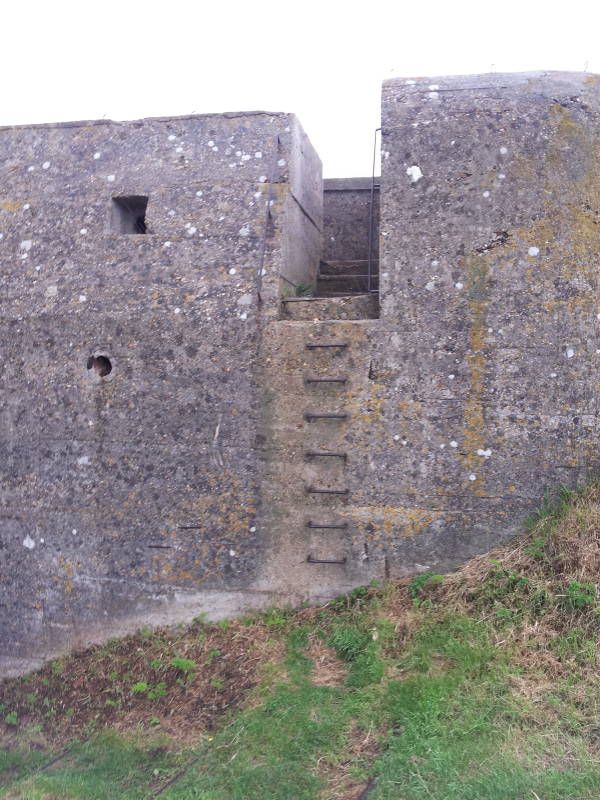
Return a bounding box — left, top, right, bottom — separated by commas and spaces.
307, 555, 347, 565
306, 521, 348, 529
304, 376, 348, 384
307, 486, 349, 495
304, 412, 348, 422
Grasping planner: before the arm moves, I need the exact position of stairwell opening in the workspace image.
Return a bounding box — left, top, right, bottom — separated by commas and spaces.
279, 177, 380, 320
318, 177, 380, 305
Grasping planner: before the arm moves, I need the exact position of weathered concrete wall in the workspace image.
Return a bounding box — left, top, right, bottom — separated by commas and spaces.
0, 111, 321, 675
322, 178, 379, 265
3, 72, 600, 677
375, 71, 600, 574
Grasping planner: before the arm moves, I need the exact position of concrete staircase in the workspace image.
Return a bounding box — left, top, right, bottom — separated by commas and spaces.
316, 258, 379, 296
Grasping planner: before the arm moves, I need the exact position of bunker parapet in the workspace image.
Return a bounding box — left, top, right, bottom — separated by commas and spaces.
1, 72, 599, 675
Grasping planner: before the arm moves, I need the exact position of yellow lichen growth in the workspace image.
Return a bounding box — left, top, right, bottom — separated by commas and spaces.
0, 200, 22, 212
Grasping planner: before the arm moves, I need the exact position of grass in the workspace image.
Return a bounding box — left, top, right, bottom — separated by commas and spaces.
1, 481, 599, 799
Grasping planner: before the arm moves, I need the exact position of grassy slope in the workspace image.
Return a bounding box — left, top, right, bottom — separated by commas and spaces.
1, 483, 599, 799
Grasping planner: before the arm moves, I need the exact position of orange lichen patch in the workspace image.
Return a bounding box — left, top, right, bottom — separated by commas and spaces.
458, 254, 490, 493
353, 505, 445, 539
0, 200, 22, 212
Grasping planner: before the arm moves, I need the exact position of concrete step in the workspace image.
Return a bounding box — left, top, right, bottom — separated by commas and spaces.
316, 273, 378, 295
280, 294, 378, 321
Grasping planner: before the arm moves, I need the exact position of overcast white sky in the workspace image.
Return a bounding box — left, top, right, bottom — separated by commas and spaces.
2, 1, 599, 177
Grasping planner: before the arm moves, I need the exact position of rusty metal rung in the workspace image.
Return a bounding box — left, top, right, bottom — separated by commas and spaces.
305, 376, 348, 384
306, 521, 348, 529
304, 413, 348, 421
305, 342, 349, 349
305, 451, 347, 460
307, 486, 349, 495
307, 555, 347, 565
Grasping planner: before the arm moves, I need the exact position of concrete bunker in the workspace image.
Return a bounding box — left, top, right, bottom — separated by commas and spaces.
2, 73, 600, 676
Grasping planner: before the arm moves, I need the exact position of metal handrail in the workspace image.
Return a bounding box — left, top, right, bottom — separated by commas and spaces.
367, 127, 381, 295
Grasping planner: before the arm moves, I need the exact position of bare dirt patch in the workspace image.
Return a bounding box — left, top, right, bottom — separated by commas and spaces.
0, 619, 273, 747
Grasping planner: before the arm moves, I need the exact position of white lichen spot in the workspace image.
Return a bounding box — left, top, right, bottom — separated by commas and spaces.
239, 312, 247, 320
241, 154, 251, 162
238, 226, 250, 237
450, 440, 458, 448
498, 173, 506, 180
258, 175, 267, 183
175, 146, 183, 153
448, 374, 455, 380
477, 448, 492, 458
23, 535, 35, 550
45, 285, 58, 298
168, 134, 177, 141
20, 240, 32, 251
393, 434, 400, 441
596, 313, 600, 321
174, 307, 181, 314
235, 151, 242, 157
254, 192, 262, 200
77, 455, 90, 466
27, 165, 35, 172
566, 347, 575, 358
93, 152, 101, 159
168, 209, 175, 216
72, 528, 77, 535
207, 140, 215, 147
469, 474, 477, 481
431, 260, 439, 267
455, 282, 464, 289
163, 241, 172, 248
499, 146, 508, 155
23, 203, 30, 210
250, 526, 256, 532
440, 443, 445, 449
196, 190, 203, 197
550, 372, 557, 377
79, 294, 87, 303
277, 159, 286, 167
229, 268, 237, 275
254, 151, 262, 159
79, 228, 87, 235
483, 191, 490, 198
528, 246, 540, 256
42, 161, 50, 170
260, 268, 267, 276
107, 174, 115, 182
187, 227, 197, 235
229, 549, 236, 557
212, 146, 218, 152
406, 165, 423, 183
425, 280, 435, 292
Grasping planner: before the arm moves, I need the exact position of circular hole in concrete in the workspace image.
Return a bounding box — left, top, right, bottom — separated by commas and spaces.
87, 355, 112, 377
